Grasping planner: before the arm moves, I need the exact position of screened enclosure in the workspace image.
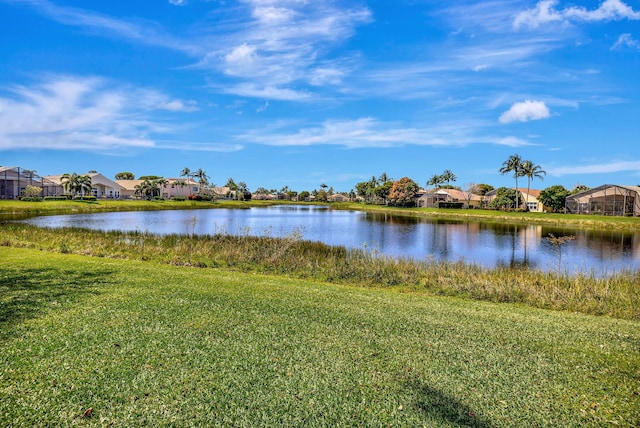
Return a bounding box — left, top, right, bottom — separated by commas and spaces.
565, 184, 640, 216
0, 166, 61, 199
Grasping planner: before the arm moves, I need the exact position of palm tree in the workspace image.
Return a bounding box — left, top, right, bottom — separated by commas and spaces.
193, 168, 209, 195
60, 173, 92, 199
225, 177, 238, 199
427, 174, 444, 190
499, 154, 523, 209
520, 160, 546, 210
154, 178, 168, 199
174, 179, 187, 197
441, 169, 457, 187
378, 172, 392, 184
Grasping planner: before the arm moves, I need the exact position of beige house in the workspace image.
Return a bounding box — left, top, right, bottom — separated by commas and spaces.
46, 172, 124, 199
328, 193, 350, 202
518, 188, 544, 212
116, 178, 200, 199
484, 188, 545, 212
416, 188, 483, 208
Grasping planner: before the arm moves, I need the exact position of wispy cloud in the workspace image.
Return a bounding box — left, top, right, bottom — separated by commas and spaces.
0, 75, 196, 151
548, 160, 640, 176
514, 0, 640, 30
238, 117, 533, 149
6, 0, 198, 54
499, 100, 551, 123
612, 33, 640, 50
193, 1, 372, 99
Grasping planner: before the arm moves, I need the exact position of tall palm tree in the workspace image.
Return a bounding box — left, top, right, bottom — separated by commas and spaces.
499, 154, 523, 209
520, 160, 546, 210
378, 172, 392, 184
154, 178, 168, 199
174, 179, 186, 197
193, 168, 209, 194
60, 173, 92, 199
441, 169, 457, 187
427, 174, 444, 190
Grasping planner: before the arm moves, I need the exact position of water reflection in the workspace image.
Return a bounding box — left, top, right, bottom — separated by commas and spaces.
15, 206, 640, 275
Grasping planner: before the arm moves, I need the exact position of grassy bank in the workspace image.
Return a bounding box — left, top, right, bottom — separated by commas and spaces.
331, 202, 640, 230
2, 199, 640, 230
0, 199, 285, 219
1, 223, 638, 320
1, 247, 638, 427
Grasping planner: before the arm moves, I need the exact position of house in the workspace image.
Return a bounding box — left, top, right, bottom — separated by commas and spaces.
46, 172, 124, 199
116, 178, 201, 199
416, 188, 483, 208
0, 166, 62, 199
485, 188, 544, 212
328, 193, 350, 202
517, 188, 544, 212
565, 184, 640, 217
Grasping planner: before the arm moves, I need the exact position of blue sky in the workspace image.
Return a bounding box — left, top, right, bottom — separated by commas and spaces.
1, 0, 639, 192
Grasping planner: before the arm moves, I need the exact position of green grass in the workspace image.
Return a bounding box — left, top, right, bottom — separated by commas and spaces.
2, 223, 638, 321
1, 247, 639, 427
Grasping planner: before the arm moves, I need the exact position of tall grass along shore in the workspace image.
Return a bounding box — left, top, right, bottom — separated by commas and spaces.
1, 223, 638, 320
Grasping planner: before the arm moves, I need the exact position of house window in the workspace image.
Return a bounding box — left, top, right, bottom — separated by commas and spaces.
527, 202, 538, 211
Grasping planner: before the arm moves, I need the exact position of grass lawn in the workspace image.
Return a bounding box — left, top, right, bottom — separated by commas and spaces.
1, 247, 638, 427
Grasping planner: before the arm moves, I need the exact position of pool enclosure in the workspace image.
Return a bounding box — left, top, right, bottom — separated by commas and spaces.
0, 166, 62, 199
565, 184, 640, 216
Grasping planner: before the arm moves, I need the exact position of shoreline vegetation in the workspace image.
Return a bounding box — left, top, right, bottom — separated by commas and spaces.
2, 199, 639, 426
2, 198, 639, 229
1, 199, 638, 321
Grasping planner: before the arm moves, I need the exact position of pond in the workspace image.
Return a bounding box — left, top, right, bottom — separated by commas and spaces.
17, 205, 640, 276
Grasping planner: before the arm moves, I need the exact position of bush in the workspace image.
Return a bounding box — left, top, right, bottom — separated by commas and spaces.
172, 197, 186, 201
188, 194, 202, 201
20, 197, 43, 202
44, 196, 71, 201
436, 202, 464, 209
75, 196, 97, 201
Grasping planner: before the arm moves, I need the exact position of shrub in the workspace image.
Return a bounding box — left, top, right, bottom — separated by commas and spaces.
188, 194, 202, 201
44, 196, 71, 201
20, 197, 43, 202
436, 202, 464, 209
75, 195, 97, 201
172, 197, 186, 201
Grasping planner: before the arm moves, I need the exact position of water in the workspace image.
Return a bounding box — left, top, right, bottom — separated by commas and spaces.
17, 205, 640, 275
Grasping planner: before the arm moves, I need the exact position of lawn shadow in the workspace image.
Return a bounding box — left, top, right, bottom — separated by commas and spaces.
0, 265, 115, 341
406, 379, 495, 428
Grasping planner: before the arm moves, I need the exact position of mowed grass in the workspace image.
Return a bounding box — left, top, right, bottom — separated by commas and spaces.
1, 247, 639, 427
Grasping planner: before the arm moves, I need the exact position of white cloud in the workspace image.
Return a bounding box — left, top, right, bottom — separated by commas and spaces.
238, 117, 526, 149
169, 0, 187, 5
499, 100, 551, 123
493, 136, 533, 147
0, 76, 190, 151
612, 33, 640, 50
548, 160, 640, 176
220, 83, 312, 101
156, 99, 199, 112
514, 0, 640, 30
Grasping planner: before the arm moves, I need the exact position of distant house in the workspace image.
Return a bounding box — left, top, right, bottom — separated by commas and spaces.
416, 188, 482, 208
116, 178, 201, 199
0, 166, 62, 199
565, 184, 640, 217
46, 172, 123, 199
517, 188, 544, 212
485, 188, 544, 212
328, 193, 350, 202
